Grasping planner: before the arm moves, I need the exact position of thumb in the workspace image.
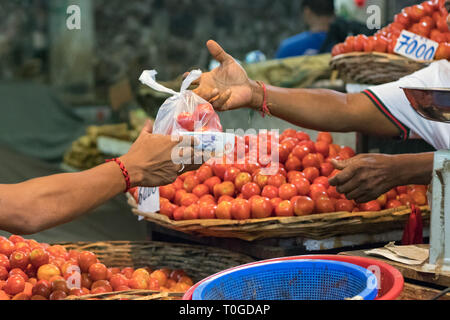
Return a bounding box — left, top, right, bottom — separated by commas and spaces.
330, 158, 352, 170
206, 40, 233, 64
137, 120, 154, 139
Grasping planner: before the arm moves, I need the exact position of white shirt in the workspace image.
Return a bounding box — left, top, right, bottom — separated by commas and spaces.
364, 60, 450, 150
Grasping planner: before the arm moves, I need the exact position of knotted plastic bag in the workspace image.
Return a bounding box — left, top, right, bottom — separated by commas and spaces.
139, 70, 223, 135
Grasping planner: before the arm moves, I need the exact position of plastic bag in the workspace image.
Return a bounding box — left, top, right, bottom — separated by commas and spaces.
139, 70, 223, 135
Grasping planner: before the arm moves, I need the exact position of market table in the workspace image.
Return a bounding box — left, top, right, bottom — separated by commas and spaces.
339, 245, 450, 301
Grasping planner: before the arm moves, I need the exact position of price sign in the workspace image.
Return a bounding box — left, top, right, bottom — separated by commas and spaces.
394, 30, 439, 61
137, 187, 160, 216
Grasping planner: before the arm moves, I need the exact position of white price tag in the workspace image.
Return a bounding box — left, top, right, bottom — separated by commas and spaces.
137, 187, 160, 216
394, 30, 439, 61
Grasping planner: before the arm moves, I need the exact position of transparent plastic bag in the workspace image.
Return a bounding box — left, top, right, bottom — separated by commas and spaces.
139, 70, 223, 135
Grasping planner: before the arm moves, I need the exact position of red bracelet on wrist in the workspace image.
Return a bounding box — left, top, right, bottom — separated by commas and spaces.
256, 81, 270, 118
106, 158, 131, 193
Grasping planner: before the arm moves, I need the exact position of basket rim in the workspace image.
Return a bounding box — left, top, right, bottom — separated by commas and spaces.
132, 205, 430, 241
191, 259, 378, 301
183, 255, 404, 301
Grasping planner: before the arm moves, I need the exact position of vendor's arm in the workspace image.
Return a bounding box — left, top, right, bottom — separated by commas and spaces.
0, 122, 199, 235
329, 152, 434, 203
193, 40, 400, 138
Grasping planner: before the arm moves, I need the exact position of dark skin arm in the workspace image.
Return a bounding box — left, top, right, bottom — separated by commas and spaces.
192, 40, 434, 202
0, 122, 200, 235
329, 153, 433, 203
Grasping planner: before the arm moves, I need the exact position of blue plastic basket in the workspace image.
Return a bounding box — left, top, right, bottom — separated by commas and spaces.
192, 259, 378, 300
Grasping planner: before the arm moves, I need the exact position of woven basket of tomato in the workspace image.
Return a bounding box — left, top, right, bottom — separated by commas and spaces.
128, 129, 430, 242
330, 0, 449, 85
0, 237, 254, 300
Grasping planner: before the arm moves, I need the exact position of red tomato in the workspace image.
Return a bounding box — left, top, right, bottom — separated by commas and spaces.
213, 181, 236, 198
410, 4, 427, 22
430, 29, 447, 42
241, 182, 261, 199
353, 34, 368, 51
320, 162, 335, 177
183, 175, 200, 193
267, 174, 287, 188
180, 193, 199, 207
159, 185, 176, 202
196, 166, 213, 183
193, 103, 214, 121
335, 199, 355, 212
275, 200, 294, 217
29, 248, 49, 269
223, 167, 241, 182
88, 263, 108, 282
9, 251, 29, 271
215, 201, 233, 220
386, 199, 403, 209
303, 167, 320, 183
198, 194, 216, 205
192, 184, 210, 198
218, 195, 234, 203
293, 196, 315, 216
373, 36, 388, 53
173, 206, 186, 221
250, 197, 274, 219
4, 275, 25, 295
394, 11, 411, 27
296, 132, 310, 141
204, 176, 222, 194
0, 239, 15, 257
231, 199, 251, 220
160, 202, 177, 219
344, 36, 356, 52
291, 145, 310, 160
363, 36, 376, 52
184, 204, 200, 220
261, 185, 279, 199
235, 172, 252, 192
278, 184, 298, 200
291, 178, 311, 196
199, 203, 217, 219
435, 42, 450, 59
176, 112, 195, 132
359, 201, 382, 212
315, 197, 336, 214
302, 154, 320, 169
285, 156, 302, 172
313, 177, 330, 189
174, 189, 188, 206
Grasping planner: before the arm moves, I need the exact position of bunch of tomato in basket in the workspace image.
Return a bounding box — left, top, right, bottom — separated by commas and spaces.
331, 0, 450, 60
150, 129, 428, 221
0, 235, 193, 300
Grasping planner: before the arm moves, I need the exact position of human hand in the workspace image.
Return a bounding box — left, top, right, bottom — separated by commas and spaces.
328, 154, 399, 203
188, 40, 261, 111
120, 121, 202, 188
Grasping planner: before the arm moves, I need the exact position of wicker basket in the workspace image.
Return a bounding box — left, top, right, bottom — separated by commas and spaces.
131, 203, 430, 242
330, 52, 428, 85
58, 241, 255, 300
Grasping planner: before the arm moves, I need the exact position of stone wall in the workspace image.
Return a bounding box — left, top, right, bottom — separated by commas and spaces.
94, 0, 305, 85
0, 0, 305, 86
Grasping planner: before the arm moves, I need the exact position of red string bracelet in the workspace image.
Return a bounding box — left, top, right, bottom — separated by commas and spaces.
106, 158, 131, 193
256, 81, 271, 118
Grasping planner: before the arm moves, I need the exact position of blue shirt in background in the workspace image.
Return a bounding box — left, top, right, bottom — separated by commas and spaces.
275, 31, 328, 59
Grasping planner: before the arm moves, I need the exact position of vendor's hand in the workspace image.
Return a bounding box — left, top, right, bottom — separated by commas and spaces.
188, 40, 260, 111
120, 121, 202, 188
329, 154, 399, 204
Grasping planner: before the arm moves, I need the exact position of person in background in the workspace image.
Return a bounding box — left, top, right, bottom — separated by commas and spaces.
276, 0, 373, 59
0, 122, 200, 235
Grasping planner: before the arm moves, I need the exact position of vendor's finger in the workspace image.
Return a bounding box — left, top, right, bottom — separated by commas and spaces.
329, 166, 356, 187
335, 176, 361, 195
206, 40, 233, 64
194, 87, 219, 102
345, 188, 365, 202
212, 89, 232, 111
330, 158, 353, 171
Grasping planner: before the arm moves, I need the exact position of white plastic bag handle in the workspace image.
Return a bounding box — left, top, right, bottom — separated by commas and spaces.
139, 69, 202, 96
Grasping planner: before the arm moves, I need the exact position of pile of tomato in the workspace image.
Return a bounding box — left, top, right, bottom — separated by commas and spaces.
331, 0, 450, 60
0, 235, 193, 300
139, 129, 428, 221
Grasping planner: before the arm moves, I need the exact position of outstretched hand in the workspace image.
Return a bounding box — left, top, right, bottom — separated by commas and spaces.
189, 40, 258, 111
